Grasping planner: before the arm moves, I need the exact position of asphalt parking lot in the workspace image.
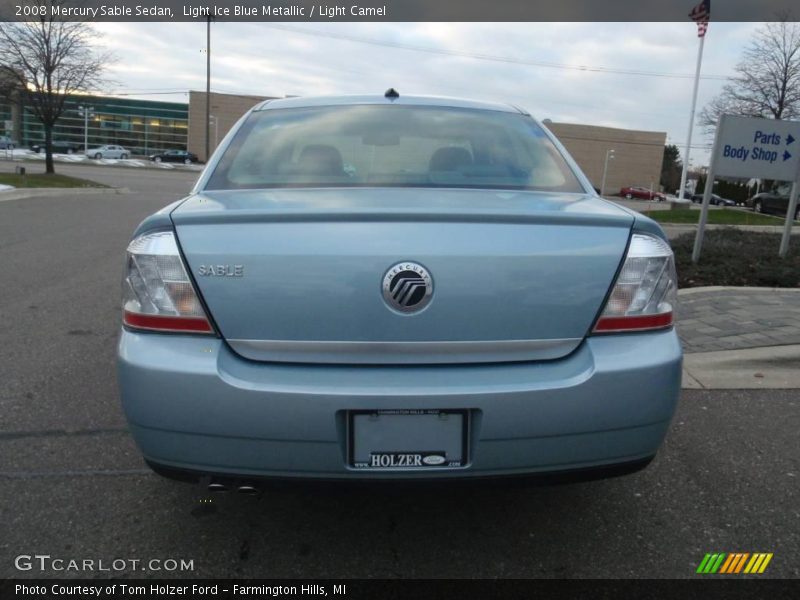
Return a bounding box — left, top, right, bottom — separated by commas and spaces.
1, 163, 798, 579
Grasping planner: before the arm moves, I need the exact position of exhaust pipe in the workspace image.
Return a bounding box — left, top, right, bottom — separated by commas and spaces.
204, 479, 260, 494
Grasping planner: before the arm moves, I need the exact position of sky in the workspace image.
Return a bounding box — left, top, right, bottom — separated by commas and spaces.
91, 21, 761, 167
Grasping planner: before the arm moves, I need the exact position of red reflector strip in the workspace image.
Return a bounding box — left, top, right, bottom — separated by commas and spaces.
593, 312, 673, 333
124, 311, 213, 333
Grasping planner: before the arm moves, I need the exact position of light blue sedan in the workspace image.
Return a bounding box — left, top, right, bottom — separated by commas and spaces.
118, 92, 681, 490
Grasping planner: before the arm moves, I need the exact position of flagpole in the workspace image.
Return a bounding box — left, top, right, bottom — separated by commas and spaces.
677, 34, 705, 200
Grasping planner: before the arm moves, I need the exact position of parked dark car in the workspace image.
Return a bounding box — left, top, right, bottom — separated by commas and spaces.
691, 193, 735, 207
31, 140, 83, 154
149, 149, 198, 164
620, 186, 666, 201
746, 188, 799, 221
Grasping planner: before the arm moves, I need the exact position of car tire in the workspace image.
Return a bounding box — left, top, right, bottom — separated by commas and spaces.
67, 148, 73, 154
625, 193, 632, 199
154, 156, 162, 163
94, 153, 102, 159
754, 201, 762, 213
184, 158, 191, 165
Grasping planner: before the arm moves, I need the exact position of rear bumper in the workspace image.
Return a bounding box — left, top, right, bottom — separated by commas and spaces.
117, 329, 682, 480
145, 455, 655, 487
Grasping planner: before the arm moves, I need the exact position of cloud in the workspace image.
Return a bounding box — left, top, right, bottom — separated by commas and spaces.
91, 21, 763, 166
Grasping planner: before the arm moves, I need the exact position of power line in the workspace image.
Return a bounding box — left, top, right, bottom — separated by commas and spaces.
263, 24, 730, 82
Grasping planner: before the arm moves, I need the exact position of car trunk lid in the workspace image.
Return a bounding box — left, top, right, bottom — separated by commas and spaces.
171, 188, 633, 364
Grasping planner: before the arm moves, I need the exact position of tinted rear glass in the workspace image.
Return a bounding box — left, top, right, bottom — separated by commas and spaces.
205, 105, 584, 192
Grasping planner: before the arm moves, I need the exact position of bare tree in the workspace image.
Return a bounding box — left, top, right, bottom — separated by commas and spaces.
0, 2, 113, 173
700, 18, 800, 133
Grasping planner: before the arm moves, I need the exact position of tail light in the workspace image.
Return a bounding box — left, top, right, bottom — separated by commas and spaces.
593, 233, 677, 333
122, 230, 213, 334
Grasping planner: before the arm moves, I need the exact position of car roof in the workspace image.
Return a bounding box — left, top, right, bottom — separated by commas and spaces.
254, 94, 527, 115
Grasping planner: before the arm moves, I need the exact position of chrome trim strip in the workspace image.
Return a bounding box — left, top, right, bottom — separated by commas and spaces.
227, 338, 582, 364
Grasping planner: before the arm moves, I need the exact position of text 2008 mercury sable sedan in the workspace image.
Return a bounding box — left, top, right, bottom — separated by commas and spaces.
118, 92, 681, 488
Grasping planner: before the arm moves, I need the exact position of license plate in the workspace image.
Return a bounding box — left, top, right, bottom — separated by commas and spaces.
348, 409, 469, 470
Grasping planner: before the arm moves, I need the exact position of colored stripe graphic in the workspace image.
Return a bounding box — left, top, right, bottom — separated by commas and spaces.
699, 552, 773, 574
722, 553, 749, 573
710, 553, 726, 573
758, 553, 773, 573
719, 554, 736, 573
734, 553, 750, 573
744, 554, 761, 574
697, 553, 727, 574
696, 554, 713, 573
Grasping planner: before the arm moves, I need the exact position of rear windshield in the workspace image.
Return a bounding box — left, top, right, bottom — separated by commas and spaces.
204, 104, 585, 192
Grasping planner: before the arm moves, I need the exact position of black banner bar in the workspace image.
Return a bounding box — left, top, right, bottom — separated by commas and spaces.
1, 0, 798, 23
2, 579, 798, 600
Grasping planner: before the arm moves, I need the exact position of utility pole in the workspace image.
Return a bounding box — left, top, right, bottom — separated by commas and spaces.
205, 16, 211, 162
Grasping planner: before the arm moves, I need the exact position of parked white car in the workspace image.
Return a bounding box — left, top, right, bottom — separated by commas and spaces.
86, 144, 129, 159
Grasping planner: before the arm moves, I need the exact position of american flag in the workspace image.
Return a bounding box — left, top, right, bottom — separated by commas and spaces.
689, 0, 711, 37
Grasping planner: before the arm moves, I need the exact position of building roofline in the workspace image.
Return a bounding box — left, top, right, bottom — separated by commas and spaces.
546, 121, 667, 138
190, 90, 276, 103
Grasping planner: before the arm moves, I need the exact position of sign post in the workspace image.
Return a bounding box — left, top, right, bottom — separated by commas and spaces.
692, 123, 723, 263
693, 114, 800, 262
779, 181, 799, 258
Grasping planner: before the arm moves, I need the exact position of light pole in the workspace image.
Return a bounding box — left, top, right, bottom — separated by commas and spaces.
209, 115, 219, 152
77, 105, 95, 152
600, 149, 615, 197
205, 16, 211, 162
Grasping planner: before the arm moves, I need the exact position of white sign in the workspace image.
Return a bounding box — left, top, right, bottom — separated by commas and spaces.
713, 114, 800, 182
3, 120, 12, 134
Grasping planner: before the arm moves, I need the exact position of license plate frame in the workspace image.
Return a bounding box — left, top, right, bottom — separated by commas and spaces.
347, 409, 470, 470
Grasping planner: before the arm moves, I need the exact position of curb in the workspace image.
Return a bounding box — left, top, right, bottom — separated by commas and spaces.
0, 187, 130, 202
678, 286, 800, 296
682, 344, 800, 390
662, 223, 798, 236
1, 155, 203, 173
